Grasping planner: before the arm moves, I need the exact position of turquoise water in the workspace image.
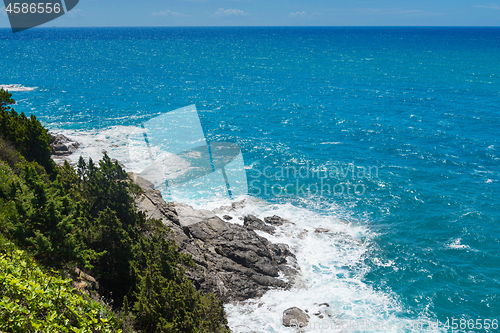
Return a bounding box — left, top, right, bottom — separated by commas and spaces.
1, 27, 499, 332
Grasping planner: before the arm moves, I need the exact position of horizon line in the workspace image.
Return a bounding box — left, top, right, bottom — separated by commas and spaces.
2, 25, 500, 29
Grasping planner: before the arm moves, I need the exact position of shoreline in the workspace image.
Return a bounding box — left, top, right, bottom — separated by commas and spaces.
48, 130, 425, 333
50, 132, 319, 329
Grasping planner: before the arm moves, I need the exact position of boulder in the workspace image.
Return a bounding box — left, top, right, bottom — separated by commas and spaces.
50, 133, 80, 156
243, 215, 276, 234
174, 202, 218, 228
264, 215, 292, 226
282, 307, 310, 327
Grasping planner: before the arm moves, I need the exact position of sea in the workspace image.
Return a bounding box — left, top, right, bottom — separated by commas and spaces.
1, 27, 499, 332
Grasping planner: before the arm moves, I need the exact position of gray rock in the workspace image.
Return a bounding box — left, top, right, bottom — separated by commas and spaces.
314, 227, 330, 233
270, 243, 294, 263
244, 215, 276, 234
222, 215, 233, 220
231, 200, 246, 210
50, 133, 80, 156
129, 173, 299, 302
264, 215, 292, 226
212, 199, 246, 214
71, 267, 104, 300
174, 202, 217, 227
283, 307, 310, 327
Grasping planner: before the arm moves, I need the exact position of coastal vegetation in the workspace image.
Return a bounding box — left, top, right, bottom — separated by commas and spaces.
0, 88, 229, 332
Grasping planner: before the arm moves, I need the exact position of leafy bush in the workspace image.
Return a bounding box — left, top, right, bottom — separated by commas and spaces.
0, 235, 122, 333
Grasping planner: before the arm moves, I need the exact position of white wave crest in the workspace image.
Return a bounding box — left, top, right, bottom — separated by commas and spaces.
0, 84, 37, 92
51, 126, 150, 172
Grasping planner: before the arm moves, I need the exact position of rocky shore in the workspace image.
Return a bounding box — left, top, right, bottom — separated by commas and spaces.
50, 133, 80, 157
51, 134, 315, 328
129, 172, 301, 302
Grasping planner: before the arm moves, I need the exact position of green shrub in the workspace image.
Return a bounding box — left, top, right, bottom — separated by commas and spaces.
0, 160, 91, 269
0, 235, 122, 333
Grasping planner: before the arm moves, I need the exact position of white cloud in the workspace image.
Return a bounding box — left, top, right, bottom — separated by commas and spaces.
474, 4, 500, 10
214, 8, 249, 16
360, 8, 418, 14
67, 8, 84, 18
356, 8, 440, 15
289, 11, 321, 19
289, 11, 307, 18
152, 10, 190, 17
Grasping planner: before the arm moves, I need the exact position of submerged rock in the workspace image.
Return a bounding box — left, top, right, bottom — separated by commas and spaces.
298, 229, 309, 239
282, 307, 310, 327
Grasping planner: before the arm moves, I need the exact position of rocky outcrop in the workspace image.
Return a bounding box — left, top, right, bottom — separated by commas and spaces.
243, 215, 276, 234
50, 133, 80, 156
129, 172, 300, 302
264, 215, 292, 226
282, 307, 310, 327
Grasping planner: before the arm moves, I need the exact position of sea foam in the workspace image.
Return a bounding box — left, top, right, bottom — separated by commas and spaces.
54, 125, 444, 333
0, 84, 37, 92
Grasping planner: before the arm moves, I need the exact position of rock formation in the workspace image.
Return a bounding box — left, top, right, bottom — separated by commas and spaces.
129, 172, 300, 302
243, 215, 276, 234
50, 133, 80, 156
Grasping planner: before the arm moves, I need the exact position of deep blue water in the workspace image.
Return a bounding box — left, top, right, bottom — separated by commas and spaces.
1, 27, 499, 331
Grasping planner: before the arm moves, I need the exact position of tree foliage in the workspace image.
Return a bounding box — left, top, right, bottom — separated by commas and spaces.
0, 88, 55, 175
0, 93, 230, 332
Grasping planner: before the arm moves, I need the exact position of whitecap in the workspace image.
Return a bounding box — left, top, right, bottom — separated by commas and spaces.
0, 84, 37, 92
50, 125, 150, 173
447, 238, 473, 251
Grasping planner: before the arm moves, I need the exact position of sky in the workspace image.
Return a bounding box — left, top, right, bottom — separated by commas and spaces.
0, 0, 499, 28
